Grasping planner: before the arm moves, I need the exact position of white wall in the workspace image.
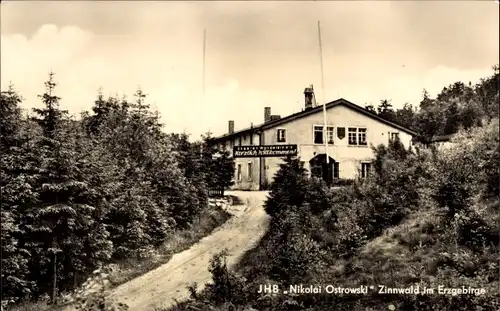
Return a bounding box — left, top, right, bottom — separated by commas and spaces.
262, 104, 414, 182
218, 103, 415, 189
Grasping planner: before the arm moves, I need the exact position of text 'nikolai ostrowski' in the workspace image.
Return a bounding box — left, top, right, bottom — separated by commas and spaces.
257, 284, 488, 296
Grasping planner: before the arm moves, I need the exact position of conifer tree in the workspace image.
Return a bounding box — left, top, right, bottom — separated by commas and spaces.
264, 156, 309, 218
25, 73, 111, 299
1, 85, 34, 301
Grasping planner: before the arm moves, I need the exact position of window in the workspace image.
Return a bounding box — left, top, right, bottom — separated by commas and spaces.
333, 162, 340, 178
327, 126, 334, 144
314, 126, 324, 144
250, 134, 253, 145
238, 137, 242, 146
237, 164, 242, 182
389, 132, 399, 142
277, 129, 286, 142
229, 140, 233, 148
248, 162, 253, 181
314, 125, 335, 144
348, 128, 357, 145
358, 128, 367, 145
361, 162, 371, 178
348, 127, 367, 146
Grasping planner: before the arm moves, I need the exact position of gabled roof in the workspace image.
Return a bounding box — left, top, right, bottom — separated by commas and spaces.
212, 98, 418, 142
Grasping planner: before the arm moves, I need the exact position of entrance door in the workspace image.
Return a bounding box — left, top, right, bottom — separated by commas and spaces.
309, 154, 336, 184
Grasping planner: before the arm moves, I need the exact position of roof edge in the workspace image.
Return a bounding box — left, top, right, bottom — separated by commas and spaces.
211, 98, 418, 141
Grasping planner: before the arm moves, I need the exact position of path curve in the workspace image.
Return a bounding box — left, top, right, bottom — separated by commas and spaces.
108, 191, 269, 311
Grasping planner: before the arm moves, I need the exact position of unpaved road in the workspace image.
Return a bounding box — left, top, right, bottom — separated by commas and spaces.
108, 191, 269, 311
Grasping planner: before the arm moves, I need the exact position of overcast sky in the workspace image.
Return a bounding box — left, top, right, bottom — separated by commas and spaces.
1, 1, 498, 138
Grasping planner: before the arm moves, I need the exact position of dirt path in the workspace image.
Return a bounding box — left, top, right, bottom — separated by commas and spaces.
108, 191, 269, 311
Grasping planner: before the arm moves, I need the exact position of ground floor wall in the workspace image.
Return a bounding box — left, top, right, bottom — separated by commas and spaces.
231, 157, 261, 190
230, 144, 377, 190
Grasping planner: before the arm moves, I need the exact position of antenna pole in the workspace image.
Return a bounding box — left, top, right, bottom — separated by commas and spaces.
318, 21, 330, 183
201, 29, 207, 142
203, 28, 206, 100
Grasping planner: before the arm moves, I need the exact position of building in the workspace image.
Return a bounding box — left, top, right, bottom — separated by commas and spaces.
429, 134, 454, 150
414, 134, 455, 151
211, 86, 418, 190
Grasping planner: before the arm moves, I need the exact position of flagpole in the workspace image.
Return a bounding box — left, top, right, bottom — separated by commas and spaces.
318, 20, 330, 183
203, 28, 206, 100
201, 29, 206, 156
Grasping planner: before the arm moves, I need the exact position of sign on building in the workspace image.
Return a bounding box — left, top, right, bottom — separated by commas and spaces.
233, 144, 298, 158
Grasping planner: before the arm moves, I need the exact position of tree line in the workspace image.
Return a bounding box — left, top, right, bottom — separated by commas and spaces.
365, 65, 499, 142
0, 72, 234, 304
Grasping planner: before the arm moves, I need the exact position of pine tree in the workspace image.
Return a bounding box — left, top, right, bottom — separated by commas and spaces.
1, 83, 23, 149
31, 72, 68, 140
264, 156, 309, 218
1, 85, 35, 301
23, 73, 111, 299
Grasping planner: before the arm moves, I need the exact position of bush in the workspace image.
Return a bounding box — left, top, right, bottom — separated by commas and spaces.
330, 178, 355, 187
203, 251, 248, 306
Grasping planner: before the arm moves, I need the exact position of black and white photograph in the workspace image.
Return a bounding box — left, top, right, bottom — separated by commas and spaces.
1, 1, 499, 311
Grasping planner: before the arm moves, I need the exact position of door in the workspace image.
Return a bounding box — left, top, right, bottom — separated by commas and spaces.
309, 154, 336, 184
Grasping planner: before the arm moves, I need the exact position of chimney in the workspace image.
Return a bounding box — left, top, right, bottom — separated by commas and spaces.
228, 120, 234, 134
264, 107, 271, 122
304, 85, 315, 110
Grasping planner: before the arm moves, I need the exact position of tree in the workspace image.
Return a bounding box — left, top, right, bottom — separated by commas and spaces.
377, 99, 396, 122
211, 150, 235, 191
419, 89, 434, 110
443, 102, 460, 135
31, 72, 68, 140
1, 85, 35, 301
85, 89, 120, 136
365, 104, 376, 113
264, 156, 309, 219
394, 102, 415, 130
22, 73, 112, 300
0, 83, 23, 149
199, 133, 235, 192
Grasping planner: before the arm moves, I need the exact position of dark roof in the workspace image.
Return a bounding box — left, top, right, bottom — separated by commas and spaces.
212, 98, 418, 142
430, 134, 453, 143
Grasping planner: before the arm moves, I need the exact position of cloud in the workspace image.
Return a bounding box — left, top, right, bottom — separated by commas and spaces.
1, 2, 498, 139
1, 25, 94, 112
0, 24, 266, 137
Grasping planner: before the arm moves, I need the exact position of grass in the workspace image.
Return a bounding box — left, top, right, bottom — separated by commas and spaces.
6, 203, 232, 311
225, 198, 499, 311
108, 205, 231, 288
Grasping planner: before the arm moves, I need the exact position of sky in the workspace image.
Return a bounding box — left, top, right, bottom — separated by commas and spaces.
1, 1, 499, 139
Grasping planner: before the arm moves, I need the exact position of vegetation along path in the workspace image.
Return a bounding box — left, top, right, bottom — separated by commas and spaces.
107, 191, 269, 311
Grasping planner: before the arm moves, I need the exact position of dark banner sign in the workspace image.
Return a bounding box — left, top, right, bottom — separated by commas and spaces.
233, 144, 298, 158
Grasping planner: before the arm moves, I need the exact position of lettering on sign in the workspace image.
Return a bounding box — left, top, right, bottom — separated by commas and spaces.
233, 144, 298, 158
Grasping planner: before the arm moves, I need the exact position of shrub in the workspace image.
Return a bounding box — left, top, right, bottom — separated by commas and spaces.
330, 178, 354, 187
203, 251, 248, 306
